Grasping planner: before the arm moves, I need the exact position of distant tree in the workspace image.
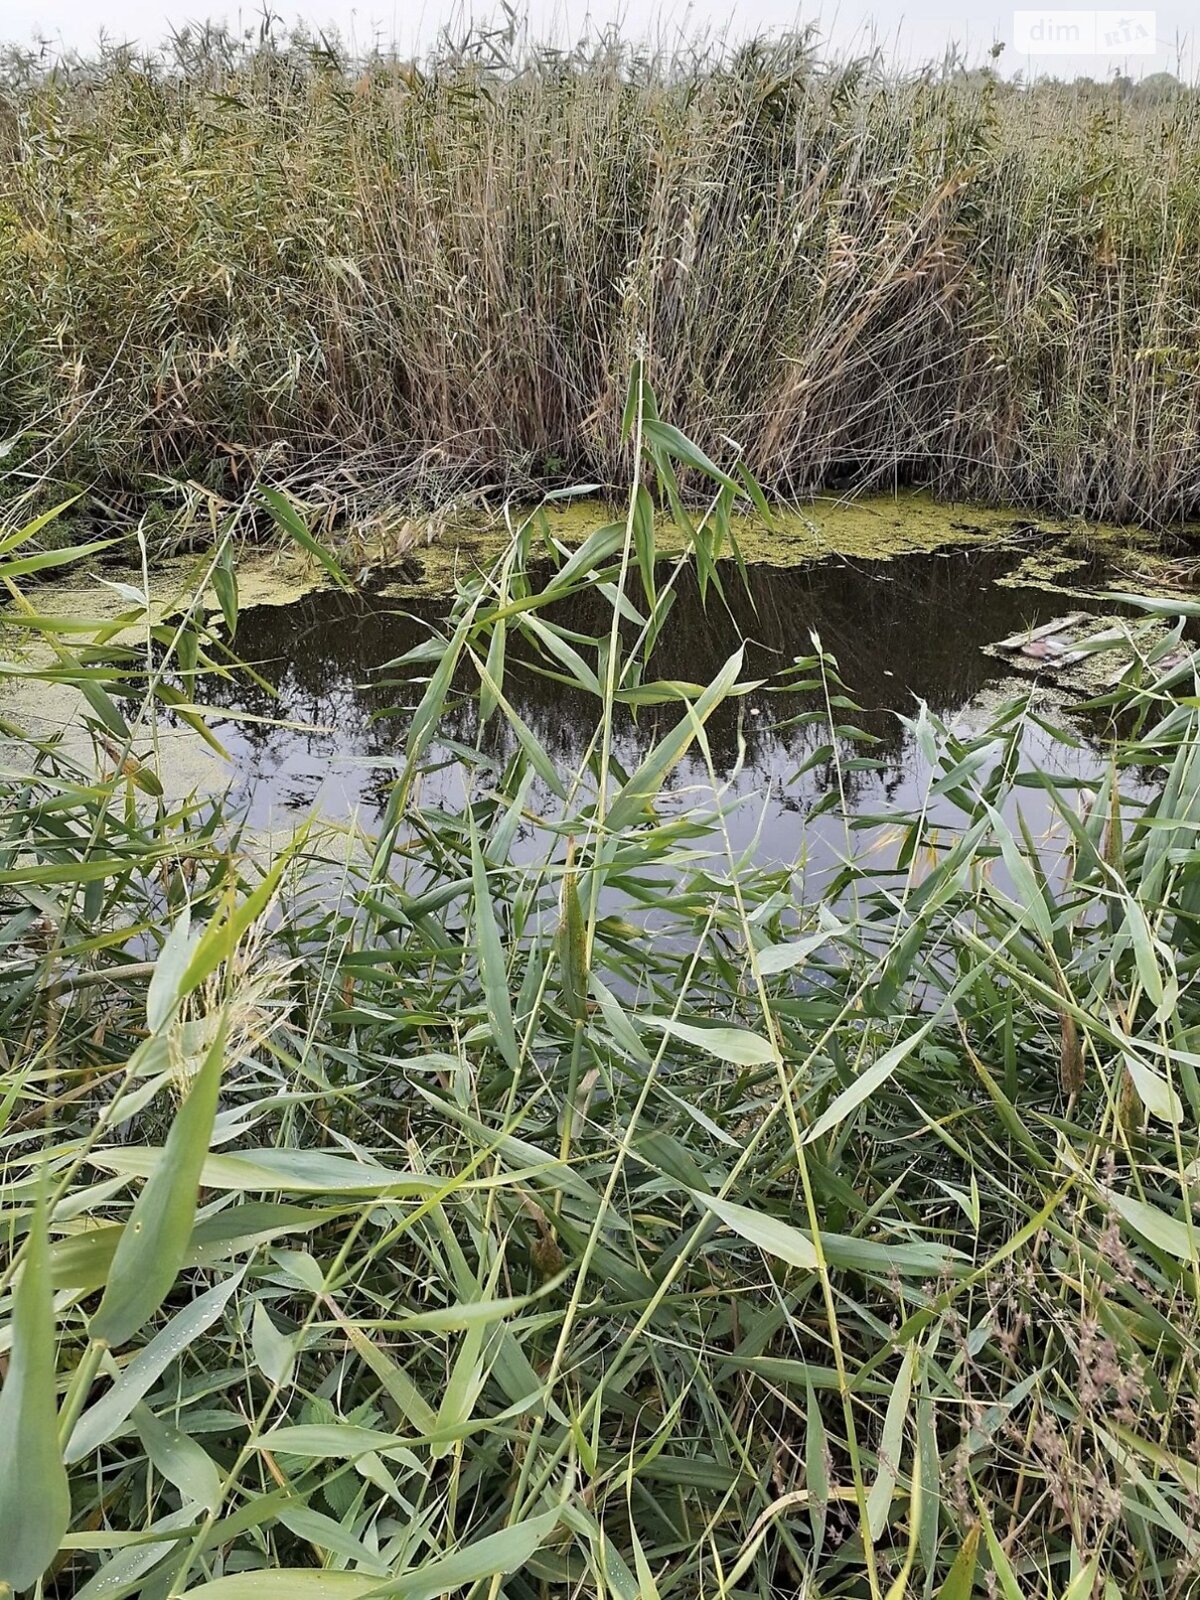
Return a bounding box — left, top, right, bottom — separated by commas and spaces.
952, 65, 1002, 88
1135, 70, 1183, 101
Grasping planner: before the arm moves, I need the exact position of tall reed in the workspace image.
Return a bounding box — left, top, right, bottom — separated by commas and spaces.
3, 27, 1200, 526
1, 381, 1199, 1595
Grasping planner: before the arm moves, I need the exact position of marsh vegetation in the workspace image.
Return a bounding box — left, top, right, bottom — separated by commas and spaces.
2, 380, 1200, 1598
3, 26, 1200, 527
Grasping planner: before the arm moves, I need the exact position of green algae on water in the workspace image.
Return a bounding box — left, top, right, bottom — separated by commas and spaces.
376, 491, 1047, 600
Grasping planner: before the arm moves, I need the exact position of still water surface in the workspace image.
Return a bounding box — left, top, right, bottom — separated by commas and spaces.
199, 544, 1127, 880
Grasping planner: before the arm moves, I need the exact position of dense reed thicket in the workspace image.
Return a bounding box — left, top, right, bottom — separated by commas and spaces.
2, 382, 1200, 1597
3, 27, 1200, 526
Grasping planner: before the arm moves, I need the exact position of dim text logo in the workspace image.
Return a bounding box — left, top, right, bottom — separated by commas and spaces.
1012, 10, 1157, 53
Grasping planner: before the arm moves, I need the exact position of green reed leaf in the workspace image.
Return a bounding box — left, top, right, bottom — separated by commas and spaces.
90, 1020, 227, 1348
0, 1194, 71, 1594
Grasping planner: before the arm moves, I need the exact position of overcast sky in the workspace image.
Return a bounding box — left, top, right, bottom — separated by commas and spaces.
2, 0, 1195, 81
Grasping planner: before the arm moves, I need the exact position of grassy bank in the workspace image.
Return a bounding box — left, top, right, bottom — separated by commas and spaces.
3, 28, 1200, 528
2, 386, 1200, 1596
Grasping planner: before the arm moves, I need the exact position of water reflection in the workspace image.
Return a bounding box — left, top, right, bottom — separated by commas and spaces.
201, 545, 1119, 870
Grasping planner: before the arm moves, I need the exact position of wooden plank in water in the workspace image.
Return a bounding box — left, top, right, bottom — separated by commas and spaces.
992, 612, 1090, 652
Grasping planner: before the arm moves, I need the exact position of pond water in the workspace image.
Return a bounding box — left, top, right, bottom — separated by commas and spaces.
198, 542, 1132, 880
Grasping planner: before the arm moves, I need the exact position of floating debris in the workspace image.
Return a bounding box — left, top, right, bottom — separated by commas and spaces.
992, 613, 1091, 654
1019, 635, 1084, 663
985, 610, 1188, 695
